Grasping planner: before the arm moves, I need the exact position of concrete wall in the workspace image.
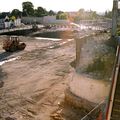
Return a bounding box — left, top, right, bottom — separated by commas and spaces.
21, 16, 70, 25
69, 73, 111, 104
21, 17, 43, 24
15, 19, 21, 26
42, 16, 56, 24
43, 16, 70, 24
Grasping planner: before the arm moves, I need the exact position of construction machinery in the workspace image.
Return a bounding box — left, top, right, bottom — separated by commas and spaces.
3, 36, 26, 52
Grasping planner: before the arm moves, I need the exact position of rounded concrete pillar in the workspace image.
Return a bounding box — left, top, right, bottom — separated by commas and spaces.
70, 72, 110, 104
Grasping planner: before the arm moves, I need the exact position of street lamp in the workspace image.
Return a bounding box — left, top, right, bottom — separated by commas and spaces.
112, 0, 118, 37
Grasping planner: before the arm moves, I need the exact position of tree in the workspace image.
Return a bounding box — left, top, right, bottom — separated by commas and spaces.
92, 11, 97, 19
10, 16, 16, 21
56, 11, 68, 20
78, 9, 85, 19
104, 10, 112, 18
11, 9, 21, 18
22, 1, 34, 16
59, 13, 68, 19
34, 7, 48, 17
74, 16, 81, 22
0, 12, 10, 19
73, 9, 98, 21
88, 10, 97, 19
79, 9, 85, 14
57, 11, 64, 15
48, 10, 56, 16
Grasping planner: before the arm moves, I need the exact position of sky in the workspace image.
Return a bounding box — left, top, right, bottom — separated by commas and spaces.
0, 0, 113, 13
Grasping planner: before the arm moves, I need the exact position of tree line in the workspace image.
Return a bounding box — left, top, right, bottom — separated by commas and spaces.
0, 1, 68, 20
0, 1, 112, 21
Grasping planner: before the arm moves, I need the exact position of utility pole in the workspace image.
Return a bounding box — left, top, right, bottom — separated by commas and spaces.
112, 0, 118, 37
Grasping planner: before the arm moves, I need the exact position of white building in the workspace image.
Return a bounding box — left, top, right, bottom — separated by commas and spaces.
14, 18, 21, 27
4, 16, 22, 29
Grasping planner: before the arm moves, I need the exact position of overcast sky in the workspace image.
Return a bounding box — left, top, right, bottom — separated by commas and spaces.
0, 0, 113, 13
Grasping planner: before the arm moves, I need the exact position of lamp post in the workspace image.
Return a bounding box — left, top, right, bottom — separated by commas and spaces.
112, 0, 118, 37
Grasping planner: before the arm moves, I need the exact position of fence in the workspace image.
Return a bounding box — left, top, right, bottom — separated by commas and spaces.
81, 100, 106, 120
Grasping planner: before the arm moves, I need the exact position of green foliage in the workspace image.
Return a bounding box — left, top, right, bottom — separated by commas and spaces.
22, 1, 34, 16
22, 1, 51, 17
11, 9, 21, 18
48, 10, 56, 16
73, 9, 98, 22
0, 12, 10, 19
91, 11, 97, 19
105, 37, 118, 50
78, 9, 85, 14
104, 10, 112, 18
57, 11, 64, 15
34, 7, 48, 17
56, 11, 68, 20
10, 16, 16, 21
85, 47, 115, 80
74, 16, 80, 22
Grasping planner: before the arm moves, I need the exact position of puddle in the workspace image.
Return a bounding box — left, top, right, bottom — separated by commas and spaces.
35, 37, 62, 41
0, 56, 20, 66
48, 38, 74, 49
35, 37, 74, 42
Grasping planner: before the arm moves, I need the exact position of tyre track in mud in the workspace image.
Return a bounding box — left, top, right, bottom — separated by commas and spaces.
0, 37, 75, 120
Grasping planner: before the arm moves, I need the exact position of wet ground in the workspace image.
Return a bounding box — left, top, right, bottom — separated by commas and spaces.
0, 30, 115, 120
0, 34, 76, 120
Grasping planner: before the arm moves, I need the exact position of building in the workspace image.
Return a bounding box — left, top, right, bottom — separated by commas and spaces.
0, 19, 5, 29
0, 16, 22, 29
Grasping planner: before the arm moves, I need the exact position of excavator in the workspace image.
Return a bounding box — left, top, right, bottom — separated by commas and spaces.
3, 36, 26, 52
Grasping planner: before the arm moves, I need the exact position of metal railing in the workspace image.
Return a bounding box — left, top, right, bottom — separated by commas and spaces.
81, 100, 106, 120
105, 43, 120, 120
81, 40, 120, 120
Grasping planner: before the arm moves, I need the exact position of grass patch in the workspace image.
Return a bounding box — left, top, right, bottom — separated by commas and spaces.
84, 38, 116, 80
85, 52, 115, 80
105, 37, 118, 51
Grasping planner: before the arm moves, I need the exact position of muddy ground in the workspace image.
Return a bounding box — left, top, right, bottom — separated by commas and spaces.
0, 35, 82, 120
0, 32, 113, 120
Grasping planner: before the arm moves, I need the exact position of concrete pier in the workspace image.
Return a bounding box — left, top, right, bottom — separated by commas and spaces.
65, 73, 111, 109
65, 32, 111, 111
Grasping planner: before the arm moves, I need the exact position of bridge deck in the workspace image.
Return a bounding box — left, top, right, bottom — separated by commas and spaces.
0, 26, 32, 34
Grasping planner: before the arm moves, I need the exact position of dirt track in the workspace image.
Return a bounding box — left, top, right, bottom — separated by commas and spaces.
0, 36, 75, 120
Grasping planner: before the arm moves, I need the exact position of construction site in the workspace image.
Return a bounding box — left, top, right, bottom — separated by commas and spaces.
0, 0, 120, 120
